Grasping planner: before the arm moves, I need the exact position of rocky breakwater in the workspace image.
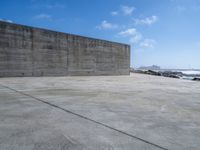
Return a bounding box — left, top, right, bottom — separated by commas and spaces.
131, 69, 200, 81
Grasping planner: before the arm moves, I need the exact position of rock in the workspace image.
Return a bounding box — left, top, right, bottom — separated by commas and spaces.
161, 72, 180, 78
146, 70, 161, 76
192, 78, 200, 81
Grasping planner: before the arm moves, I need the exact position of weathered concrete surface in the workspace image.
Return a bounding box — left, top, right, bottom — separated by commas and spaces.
0, 21, 130, 77
0, 73, 200, 150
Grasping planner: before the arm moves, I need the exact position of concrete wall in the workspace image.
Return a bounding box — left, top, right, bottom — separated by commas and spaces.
0, 21, 130, 77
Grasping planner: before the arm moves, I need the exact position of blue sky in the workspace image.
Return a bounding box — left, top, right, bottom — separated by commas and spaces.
0, 0, 200, 69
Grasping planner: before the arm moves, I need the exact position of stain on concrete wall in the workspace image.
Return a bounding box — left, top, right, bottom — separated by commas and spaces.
0, 21, 130, 77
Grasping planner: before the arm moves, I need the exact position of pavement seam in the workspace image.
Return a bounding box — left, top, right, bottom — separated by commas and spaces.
0, 84, 169, 150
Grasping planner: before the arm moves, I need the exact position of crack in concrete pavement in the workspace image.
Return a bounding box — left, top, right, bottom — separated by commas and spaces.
0, 83, 169, 150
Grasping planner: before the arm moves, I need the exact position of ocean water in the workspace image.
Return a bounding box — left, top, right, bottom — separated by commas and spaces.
181, 71, 200, 75
178, 70, 200, 80
160, 69, 200, 80
180, 76, 195, 80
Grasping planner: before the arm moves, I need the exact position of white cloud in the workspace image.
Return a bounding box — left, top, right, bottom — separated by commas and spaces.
111, 11, 118, 16
135, 15, 158, 25
119, 28, 137, 36
44, 4, 65, 9
140, 39, 156, 48
96, 20, 118, 30
0, 18, 13, 23
130, 34, 142, 44
110, 5, 135, 17
121, 5, 135, 16
119, 28, 142, 44
30, 0, 66, 10
175, 5, 200, 13
175, 6, 186, 13
33, 14, 52, 20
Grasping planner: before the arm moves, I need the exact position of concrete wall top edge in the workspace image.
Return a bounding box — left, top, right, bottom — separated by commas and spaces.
0, 21, 130, 48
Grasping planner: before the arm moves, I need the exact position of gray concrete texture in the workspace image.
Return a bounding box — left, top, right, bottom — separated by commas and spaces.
0, 73, 200, 150
0, 21, 130, 77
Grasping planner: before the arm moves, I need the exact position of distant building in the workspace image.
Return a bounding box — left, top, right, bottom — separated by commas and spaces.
138, 65, 161, 70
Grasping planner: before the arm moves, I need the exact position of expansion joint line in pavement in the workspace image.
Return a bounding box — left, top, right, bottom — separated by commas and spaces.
0, 84, 169, 150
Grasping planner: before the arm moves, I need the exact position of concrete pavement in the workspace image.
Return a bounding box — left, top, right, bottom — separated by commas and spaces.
0, 73, 200, 150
